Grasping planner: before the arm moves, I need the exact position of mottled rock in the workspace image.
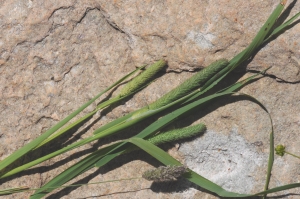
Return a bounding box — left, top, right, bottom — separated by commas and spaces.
0, 0, 299, 198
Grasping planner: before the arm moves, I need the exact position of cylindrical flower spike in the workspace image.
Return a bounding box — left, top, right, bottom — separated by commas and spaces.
148, 59, 229, 110
117, 60, 167, 98
147, 123, 206, 145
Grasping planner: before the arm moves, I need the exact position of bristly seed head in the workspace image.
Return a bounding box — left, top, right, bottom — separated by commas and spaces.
142, 165, 188, 182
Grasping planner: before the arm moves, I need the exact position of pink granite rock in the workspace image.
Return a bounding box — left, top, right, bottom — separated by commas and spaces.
0, 0, 299, 198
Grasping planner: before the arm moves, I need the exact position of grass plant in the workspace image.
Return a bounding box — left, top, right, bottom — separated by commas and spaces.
1, 0, 300, 198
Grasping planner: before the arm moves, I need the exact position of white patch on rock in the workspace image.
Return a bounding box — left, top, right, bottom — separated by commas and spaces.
186, 31, 215, 49
179, 129, 266, 194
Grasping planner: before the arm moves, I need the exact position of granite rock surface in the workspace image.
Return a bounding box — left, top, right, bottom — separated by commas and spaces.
0, 0, 299, 198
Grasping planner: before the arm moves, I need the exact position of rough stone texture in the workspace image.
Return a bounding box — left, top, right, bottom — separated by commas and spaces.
0, 0, 299, 198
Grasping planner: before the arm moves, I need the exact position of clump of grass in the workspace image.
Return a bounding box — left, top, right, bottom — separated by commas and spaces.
1, 1, 300, 198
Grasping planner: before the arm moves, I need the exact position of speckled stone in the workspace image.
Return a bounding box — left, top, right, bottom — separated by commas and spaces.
0, 0, 299, 198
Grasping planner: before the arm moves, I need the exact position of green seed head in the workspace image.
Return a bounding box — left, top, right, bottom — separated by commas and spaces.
118, 60, 166, 98
275, 144, 286, 156
148, 59, 229, 110
147, 123, 206, 145
142, 165, 188, 182
123, 123, 206, 154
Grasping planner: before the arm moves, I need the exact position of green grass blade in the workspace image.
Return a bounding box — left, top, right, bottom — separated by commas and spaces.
254, 183, 300, 196
92, 109, 138, 134
1, 67, 261, 182
0, 134, 102, 179
234, 1, 285, 64
29, 143, 121, 199
0, 187, 30, 196
0, 66, 144, 173
263, 11, 300, 44
236, 92, 274, 195
35, 109, 99, 148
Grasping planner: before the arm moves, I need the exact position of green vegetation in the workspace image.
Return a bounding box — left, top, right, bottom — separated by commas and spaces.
0, 0, 300, 198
